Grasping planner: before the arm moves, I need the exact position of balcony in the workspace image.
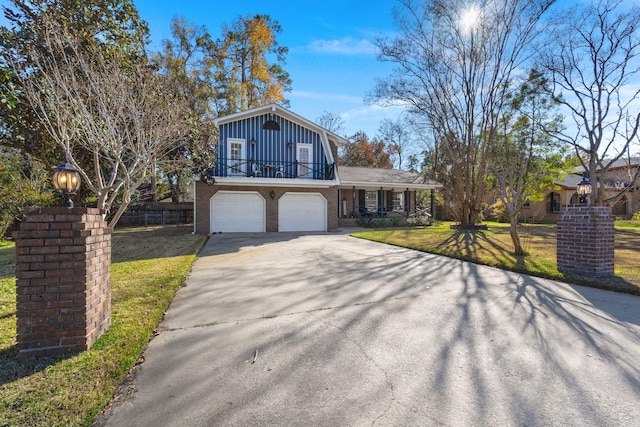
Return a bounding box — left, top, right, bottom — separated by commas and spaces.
212, 158, 336, 180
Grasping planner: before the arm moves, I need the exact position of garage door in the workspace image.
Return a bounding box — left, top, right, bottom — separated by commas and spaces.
210, 191, 265, 233
278, 192, 327, 232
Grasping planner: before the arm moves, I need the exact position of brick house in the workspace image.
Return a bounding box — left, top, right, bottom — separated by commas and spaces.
509, 159, 640, 222
194, 104, 441, 233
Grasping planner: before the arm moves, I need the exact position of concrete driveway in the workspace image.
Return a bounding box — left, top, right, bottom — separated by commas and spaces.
99, 232, 640, 426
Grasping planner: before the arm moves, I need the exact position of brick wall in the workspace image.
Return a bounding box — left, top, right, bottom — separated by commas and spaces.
14, 207, 112, 358
557, 205, 614, 278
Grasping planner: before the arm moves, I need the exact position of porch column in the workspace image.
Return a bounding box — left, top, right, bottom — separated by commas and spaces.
430, 190, 435, 220
352, 186, 356, 218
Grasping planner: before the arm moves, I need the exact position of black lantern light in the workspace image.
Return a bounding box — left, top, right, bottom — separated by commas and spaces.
576, 174, 592, 204
53, 159, 81, 207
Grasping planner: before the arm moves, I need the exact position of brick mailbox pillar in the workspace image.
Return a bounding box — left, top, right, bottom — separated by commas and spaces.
14, 207, 112, 358
557, 205, 614, 278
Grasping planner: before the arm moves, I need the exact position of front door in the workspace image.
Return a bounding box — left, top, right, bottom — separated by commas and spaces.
228, 138, 245, 176
297, 144, 312, 178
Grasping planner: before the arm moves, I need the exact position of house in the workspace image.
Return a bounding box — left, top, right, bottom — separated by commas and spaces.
514, 160, 640, 222
193, 104, 441, 233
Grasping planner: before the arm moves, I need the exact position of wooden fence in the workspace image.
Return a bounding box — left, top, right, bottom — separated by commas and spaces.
116, 202, 193, 227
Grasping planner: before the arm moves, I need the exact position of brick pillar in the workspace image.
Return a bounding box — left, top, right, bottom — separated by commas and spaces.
557, 205, 614, 277
14, 207, 112, 358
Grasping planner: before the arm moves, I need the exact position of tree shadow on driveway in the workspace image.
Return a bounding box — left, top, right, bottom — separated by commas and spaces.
102, 233, 640, 426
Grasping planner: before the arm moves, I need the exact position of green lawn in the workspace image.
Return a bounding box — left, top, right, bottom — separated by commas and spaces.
0, 226, 206, 426
353, 221, 640, 295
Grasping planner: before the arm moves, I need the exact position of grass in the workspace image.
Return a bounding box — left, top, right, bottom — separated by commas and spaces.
0, 226, 206, 426
353, 221, 640, 295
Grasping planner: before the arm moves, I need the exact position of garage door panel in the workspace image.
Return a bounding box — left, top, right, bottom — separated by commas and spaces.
211, 192, 265, 233
278, 193, 326, 232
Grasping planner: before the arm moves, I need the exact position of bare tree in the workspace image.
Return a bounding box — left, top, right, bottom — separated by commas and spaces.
539, 0, 640, 204
10, 17, 198, 226
490, 69, 568, 255
316, 111, 345, 135
377, 117, 414, 169
369, 0, 553, 226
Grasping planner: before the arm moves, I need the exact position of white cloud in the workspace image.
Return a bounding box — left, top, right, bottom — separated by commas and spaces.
306, 37, 376, 56
340, 104, 407, 136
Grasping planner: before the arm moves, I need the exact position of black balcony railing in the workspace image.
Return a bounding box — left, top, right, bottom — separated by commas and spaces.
212, 158, 335, 180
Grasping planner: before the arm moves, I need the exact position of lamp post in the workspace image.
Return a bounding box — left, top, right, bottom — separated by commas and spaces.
576, 175, 592, 204
53, 159, 81, 207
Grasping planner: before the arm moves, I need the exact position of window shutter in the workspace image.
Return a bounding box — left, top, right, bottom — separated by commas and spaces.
386, 191, 393, 212
358, 190, 366, 213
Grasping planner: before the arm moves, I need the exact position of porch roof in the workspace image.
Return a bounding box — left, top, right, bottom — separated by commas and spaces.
337, 166, 441, 190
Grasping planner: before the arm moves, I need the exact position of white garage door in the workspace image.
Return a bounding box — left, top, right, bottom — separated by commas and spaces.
210, 191, 265, 233
278, 192, 327, 232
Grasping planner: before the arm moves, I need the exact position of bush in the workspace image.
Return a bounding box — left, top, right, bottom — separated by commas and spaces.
0, 150, 56, 238
489, 199, 509, 223
356, 216, 374, 227
372, 218, 387, 228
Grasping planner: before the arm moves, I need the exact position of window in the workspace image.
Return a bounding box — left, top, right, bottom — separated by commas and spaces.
548, 192, 561, 213
570, 193, 580, 205
392, 191, 404, 211
365, 191, 378, 212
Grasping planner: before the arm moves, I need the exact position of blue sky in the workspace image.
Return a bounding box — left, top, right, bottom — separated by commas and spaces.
0, 0, 403, 138
133, 0, 403, 139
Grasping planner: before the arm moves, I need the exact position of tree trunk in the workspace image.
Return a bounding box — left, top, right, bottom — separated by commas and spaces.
168, 173, 182, 203
509, 216, 525, 256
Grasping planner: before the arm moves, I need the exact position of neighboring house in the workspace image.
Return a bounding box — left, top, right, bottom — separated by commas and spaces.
194, 104, 441, 233
516, 159, 640, 222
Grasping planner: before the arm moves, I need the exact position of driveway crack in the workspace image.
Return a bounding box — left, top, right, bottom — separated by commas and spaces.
161, 293, 437, 332
308, 311, 396, 426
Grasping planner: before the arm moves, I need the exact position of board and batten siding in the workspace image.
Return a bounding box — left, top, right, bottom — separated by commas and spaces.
216, 113, 329, 178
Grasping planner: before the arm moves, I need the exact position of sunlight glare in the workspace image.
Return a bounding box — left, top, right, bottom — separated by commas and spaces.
460, 5, 480, 33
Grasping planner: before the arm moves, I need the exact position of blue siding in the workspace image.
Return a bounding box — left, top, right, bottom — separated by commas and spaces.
215, 113, 331, 179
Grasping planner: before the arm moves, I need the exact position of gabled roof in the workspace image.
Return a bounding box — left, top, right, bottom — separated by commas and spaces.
213, 104, 349, 148
555, 173, 584, 189
601, 157, 640, 170
338, 166, 441, 190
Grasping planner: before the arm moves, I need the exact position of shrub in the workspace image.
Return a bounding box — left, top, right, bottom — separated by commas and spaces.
356, 216, 374, 227
489, 199, 509, 223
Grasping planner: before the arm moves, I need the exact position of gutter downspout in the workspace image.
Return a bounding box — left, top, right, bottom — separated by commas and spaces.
192, 178, 197, 234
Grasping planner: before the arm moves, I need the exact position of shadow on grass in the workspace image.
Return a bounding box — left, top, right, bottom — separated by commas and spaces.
0, 345, 75, 387
425, 227, 640, 296
436, 229, 526, 270
0, 245, 15, 280
111, 225, 204, 263
561, 274, 640, 297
